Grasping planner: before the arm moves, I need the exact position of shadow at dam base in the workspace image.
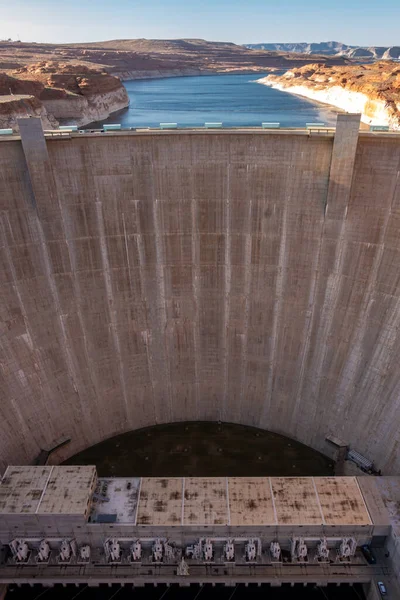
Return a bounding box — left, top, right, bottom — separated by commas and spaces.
6, 582, 366, 600
63, 421, 334, 477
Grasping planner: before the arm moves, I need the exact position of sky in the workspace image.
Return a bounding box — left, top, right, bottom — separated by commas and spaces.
1, 0, 399, 46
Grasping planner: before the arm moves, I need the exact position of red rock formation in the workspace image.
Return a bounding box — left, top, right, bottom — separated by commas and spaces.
260, 61, 400, 129
0, 95, 58, 130
0, 61, 129, 130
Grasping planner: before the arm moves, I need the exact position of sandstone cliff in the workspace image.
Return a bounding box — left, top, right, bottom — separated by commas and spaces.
0, 95, 58, 130
258, 62, 400, 130
0, 62, 129, 130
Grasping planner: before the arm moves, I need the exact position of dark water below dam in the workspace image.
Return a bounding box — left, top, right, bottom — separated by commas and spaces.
93, 73, 339, 129
64, 422, 335, 478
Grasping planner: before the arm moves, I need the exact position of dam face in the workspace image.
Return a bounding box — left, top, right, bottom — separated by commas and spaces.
1, 116, 400, 473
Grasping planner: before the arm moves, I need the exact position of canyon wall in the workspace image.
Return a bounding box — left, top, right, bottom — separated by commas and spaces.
42, 86, 129, 126
259, 79, 399, 129
0, 65, 129, 130
0, 95, 58, 130
258, 62, 400, 130
1, 117, 400, 474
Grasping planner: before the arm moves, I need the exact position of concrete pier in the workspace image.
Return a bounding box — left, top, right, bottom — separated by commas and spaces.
1, 117, 400, 473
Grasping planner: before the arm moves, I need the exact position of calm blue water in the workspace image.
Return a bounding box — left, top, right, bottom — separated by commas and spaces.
94, 73, 339, 129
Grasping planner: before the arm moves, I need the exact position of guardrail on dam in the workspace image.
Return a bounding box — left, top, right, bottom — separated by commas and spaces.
1, 115, 400, 473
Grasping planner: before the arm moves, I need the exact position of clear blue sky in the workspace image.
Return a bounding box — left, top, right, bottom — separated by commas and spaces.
1, 0, 399, 46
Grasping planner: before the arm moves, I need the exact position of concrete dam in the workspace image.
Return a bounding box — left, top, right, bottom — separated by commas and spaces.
1, 115, 400, 474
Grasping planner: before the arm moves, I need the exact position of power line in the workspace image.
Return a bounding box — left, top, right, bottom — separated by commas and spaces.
69, 585, 88, 600
193, 584, 204, 600
317, 585, 329, 600
158, 586, 171, 600
351, 583, 363, 600
108, 587, 122, 600
227, 584, 238, 600
32, 588, 51, 600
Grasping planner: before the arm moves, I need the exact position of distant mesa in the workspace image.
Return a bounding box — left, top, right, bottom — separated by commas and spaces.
246, 41, 400, 61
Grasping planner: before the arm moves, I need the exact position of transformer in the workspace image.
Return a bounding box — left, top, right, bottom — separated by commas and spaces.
130, 540, 142, 561
338, 537, 357, 560
245, 539, 256, 562
164, 540, 176, 562
37, 540, 51, 563
78, 545, 91, 562
10, 540, 30, 563
185, 540, 202, 560
316, 538, 329, 561
59, 539, 72, 562
105, 539, 121, 563
203, 539, 213, 562
270, 541, 281, 561
152, 539, 163, 562
223, 539, 235, 562
291, 537, 307, 562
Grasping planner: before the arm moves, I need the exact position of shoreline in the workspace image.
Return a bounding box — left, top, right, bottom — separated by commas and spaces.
114, 67, 276, 82
255, 78, 370, 130
257, 76, 397, 130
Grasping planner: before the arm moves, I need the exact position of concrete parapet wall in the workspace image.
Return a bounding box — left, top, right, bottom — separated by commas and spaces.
1, 117, 400, 473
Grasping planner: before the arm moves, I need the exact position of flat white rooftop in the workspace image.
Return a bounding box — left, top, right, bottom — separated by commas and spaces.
1, 468, 379, 527
91, 475, 373, 526
0, 466, 96, 516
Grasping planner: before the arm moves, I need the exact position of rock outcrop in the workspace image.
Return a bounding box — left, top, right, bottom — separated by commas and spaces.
258, 62, 400, 130
0, 62, 129, 130
0, 95, 58, 130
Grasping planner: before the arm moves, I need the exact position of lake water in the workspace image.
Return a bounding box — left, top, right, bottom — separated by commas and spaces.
95, 73, 339, 128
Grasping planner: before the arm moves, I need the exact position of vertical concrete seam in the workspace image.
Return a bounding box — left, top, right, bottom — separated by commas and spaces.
0, 216, 44, 451
19, 121, 95, 439
44, 140, 106, 440
95, 201, 130, 425
323, 137, 335, 217
4, 207, 81, 445
338, 161, 400, 450
122, 212, 134, 293
36, 216, 82, 393
222, 161, 231, 421
261, 193, 288, 427
151, 195, 172, 423
239, 164, 253, 424
136, 233, 158, 425
292, 145, 332, 434
191, 196, 201, 420
306, 116, 360, 444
